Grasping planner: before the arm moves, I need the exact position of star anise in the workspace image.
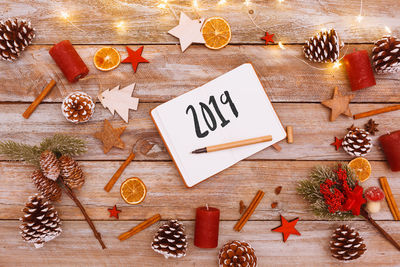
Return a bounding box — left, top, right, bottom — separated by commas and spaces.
364, 119, 379, 135
347, 124, 357, 131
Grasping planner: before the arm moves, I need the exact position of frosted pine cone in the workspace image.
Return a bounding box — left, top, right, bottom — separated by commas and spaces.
218, 240, 257, 267
59, 155, 85, 189
61, 92, 95, 123
19, 194, 62, 248
0, 18, 35, 62
31, 170, 62, 201
342, 127, 372, 157
330, 225, 366, 261
39, 150, 61, 181
151, 220, 187, 259
304, 29, 343, 63
372, 36, 400, 74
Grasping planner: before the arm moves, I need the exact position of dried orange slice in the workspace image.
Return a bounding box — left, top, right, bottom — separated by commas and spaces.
201, 17, 231, 50
93, 47, 121, 71
120, 177, 147, 205
348, 157, 371, 182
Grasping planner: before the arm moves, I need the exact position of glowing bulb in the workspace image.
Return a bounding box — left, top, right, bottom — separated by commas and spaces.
333, 61, 341, 69
356, 15, 363, 23
278, 0, 284, 2
278, 41, 286, 50
244, 0, 250, 6
320, 28, 327, 32
218, 0, 226, 4
193, 0, 199, 9
157, 3, 167, 8
116, 21, 125, 29
61, 11, 69, 19
385, 26, 392, 34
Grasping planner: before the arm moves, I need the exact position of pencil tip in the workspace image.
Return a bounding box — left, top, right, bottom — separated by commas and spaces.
192, 147, 207, 154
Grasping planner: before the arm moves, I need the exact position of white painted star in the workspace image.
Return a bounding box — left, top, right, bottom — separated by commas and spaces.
168, 12, 205, 52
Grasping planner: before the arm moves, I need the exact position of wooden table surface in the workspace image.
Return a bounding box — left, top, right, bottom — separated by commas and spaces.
1, 0, 399, 266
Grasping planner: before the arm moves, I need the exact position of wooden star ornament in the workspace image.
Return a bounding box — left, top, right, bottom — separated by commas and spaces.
94, 119, 126, 154
271, 215, 301, 242
261, 32, 274, 45
321, 87, 354, 121
121, 46, 149, 73
108, 205, 121, 219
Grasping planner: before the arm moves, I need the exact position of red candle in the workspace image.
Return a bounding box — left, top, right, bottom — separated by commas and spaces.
49, 40, 89, 83
379, 130, 400, 172
194, 206, 220, 248
343, 50, 376, 91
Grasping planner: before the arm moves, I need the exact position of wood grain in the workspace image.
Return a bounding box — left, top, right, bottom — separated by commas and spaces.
0, 103, 398, 161
2, 0, 399, 44
1, 161, 398, 221
0, 45, 399, 103
0, 220, 399, 266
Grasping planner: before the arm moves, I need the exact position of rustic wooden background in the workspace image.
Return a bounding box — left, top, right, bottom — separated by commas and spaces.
1, 0, 399, 266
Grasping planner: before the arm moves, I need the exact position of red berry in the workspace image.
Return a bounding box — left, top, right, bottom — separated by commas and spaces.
365, 186, 385, 201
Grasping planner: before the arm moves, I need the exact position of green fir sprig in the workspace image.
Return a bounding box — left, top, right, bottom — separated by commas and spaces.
297, 163, 357, 220
0, 134, 87, 167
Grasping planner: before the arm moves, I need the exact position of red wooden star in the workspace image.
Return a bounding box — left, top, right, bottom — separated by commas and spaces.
330, 137, 343, 151
121, 46, 149, 73
271, 215, 301, 242
343, 185, 366, 216
261, 32, 274, 45
108, 205, 121, 219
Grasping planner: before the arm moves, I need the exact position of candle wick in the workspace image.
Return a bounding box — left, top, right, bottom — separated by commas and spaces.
206, 203, 209, 210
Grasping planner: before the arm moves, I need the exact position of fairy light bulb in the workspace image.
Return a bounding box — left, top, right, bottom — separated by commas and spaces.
278, 0, 284, 2
218, 0, 226, 5
333, 61, 341, 69
116, 21, 125, 30
278, 41, 286, 50
244, 0, 250, 6
157, 0, 168, 8
61, 11, 69, 19
356, 15, 363, 23
193, 0, 199, 9
385, 26, 392, 34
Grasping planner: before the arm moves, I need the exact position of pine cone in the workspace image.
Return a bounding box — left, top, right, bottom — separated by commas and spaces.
218, 240, 257, 267
39, 150, 60, 181
304, 29, 343, 63
151, 220, 187, 259
31, 170, 62, 202
372, 36, 400, 74
330, 225, 366, 261
59, 155, 85, 189
342, 127, 372, 157
61, 92, 95, 123
19, 194, 62, 248
0, 18, 35, 62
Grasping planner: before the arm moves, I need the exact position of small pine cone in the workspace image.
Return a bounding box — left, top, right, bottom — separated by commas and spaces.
342, 128, 372, 157
39, 150, 60, 181
31, 170, 62, 202
151, 220, 187, 259
19, 194, 62, 248
330, 225, 366, 261
61, 92, 95, 123
304, 29, 343, 63
218, 240, 257, 267
59, 155, 85, 189
0, 18, 35, 62
372, 36, 400, 74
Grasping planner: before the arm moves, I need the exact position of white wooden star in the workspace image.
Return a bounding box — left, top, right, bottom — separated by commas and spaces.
168, 12, 205, 52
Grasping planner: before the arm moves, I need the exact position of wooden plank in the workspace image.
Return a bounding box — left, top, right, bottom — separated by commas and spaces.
1, 161, 398, 220
1, 220, 399, 266
1, 45, 399, 103
2, 0, 399, 44
0, 103, 398, 161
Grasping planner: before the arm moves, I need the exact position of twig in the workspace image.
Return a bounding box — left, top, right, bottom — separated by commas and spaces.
59, 177, 106, 249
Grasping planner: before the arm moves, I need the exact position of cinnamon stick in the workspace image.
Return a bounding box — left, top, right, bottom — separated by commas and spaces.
379, 177, 400, 220
353, 104, 400, 120
286, 126, 294, 144
272, 143, 282, 152
104, 152, 135, 192
22, 79, 56, 119
59, 178, 106, 249
234, 190, 264, 232
118, 214, 161, 241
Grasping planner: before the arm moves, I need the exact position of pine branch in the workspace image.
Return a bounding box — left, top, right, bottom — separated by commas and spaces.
39, 134, 87, 157
0, 141, 41, 167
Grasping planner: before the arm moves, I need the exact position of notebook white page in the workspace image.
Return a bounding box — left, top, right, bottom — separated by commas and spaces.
151, 63, 286, 187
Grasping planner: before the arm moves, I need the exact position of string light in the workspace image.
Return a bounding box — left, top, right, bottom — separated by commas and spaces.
218, 0, 226, 5
278, 41, 286, 50
59, 11, 85, 32
278, 0, 284, 3
61, 11, 69, 19
333, 61, 342, 69
244, 0, 250, 6
385, 26, 392, 34
116, 21, 125, 29
193, 0, 199, 9
157, 0, 168, 9
356, 15, 363, 23
356, 0, 363, 23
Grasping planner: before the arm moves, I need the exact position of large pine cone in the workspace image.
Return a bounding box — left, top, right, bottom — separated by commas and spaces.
342, 127, 372, 157
330, 225, 366, 261
372, 36, 400, 74
0, 18, 35, 62
61, 92, 95, 123
59, 155, 85, 189
39, 150, 60, 181
151, 220, 187, 259
304, 29, 343, 63
31, 170, 62, 201
19, 194, 62, 248
218, 240, 257, 267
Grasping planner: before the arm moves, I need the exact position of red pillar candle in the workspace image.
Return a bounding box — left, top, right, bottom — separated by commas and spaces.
379, 130, 400, 172
194, 206, 220, 248
343, 50, 376, 91
49, 40, 89, 83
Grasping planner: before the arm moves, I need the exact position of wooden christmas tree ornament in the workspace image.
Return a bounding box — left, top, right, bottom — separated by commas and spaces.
321, 87, 354, 121
98, 83, 139, 123
94, 119, 126, 154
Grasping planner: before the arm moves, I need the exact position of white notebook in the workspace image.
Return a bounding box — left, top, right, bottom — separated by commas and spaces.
151, 63, 286, 187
